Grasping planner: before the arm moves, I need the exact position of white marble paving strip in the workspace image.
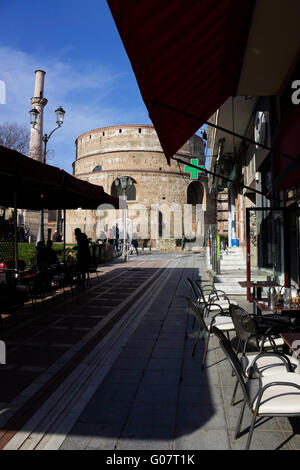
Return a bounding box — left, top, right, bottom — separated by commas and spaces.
4, 258, 178, 450
0, 260, 157, 426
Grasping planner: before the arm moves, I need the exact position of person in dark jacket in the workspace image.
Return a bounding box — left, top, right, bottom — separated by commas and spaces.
131, 233, 139, 256
45, 240, 58, 265
181, 234, 186, 252
31, 241, 48, 272
112, 223, 119, 251
74, 228, 91, 285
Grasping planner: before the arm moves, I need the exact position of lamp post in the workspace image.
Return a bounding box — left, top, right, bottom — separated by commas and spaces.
29, 106, 66, 243
114, 176, 132, 262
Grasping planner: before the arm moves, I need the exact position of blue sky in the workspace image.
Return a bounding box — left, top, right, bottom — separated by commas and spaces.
0, 0, 205, 173
0, 0, 152, 173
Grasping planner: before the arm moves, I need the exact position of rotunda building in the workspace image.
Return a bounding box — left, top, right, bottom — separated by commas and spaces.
66, 124, 215, 247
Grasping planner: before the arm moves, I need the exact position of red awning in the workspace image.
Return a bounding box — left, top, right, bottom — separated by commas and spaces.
0, 146, 119, 209
273, 104, 300, 191
107, 0, 254, 162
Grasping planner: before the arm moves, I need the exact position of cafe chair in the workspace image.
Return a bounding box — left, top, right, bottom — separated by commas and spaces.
194, 279, 229, 303
198, 278, 235, 309
187, 278, 237, 336
212, 325, 300, 450
187, 278, 205, 306
186, 297, 235, 368
195, 280, 238, 312
18, 272, 47, 311
212, 325, 299, 407
229, 304, 287, 355
196, 278, 225, 294
87, 266, 100, 286
52, 271, 72, 297
187, 278, 228, 304
199, 280, 227, 297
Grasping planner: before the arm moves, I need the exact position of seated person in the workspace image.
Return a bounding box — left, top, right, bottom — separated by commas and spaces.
52, 230, 62, 242
45, 240, 58, 265
31, 241, 48, 272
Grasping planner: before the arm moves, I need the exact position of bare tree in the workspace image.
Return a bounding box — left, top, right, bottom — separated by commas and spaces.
0, 122, 30, 155
0, 123, 30, 221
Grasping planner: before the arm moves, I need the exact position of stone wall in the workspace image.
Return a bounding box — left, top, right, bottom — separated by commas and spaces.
66, 124, 216, 247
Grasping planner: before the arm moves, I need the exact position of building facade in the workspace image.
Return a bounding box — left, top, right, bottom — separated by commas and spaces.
66, 124, 215, 247
208, 55, 300, 289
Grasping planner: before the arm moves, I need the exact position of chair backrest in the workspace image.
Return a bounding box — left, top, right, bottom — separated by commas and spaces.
194, 280, 207, 304
229, 304, 257, 346
211, 326, 251, 406
200, 282, 214, 293
187, 278, 202, 304
186, 297, 208, 332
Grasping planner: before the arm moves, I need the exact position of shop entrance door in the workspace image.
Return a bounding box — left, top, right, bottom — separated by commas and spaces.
246, 207, 286, 301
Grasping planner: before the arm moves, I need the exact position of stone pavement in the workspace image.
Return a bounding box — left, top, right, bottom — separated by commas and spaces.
3, 252, 300, 450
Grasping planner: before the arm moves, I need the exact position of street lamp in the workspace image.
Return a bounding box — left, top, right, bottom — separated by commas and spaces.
29, 107, 39, 127
114, 176, 132, 261
29, 105, 66, 243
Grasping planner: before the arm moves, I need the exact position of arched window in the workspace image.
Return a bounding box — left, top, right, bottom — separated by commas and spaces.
111, 177, 137, 201
93, 165, 102, 172
187, 182, 204, 205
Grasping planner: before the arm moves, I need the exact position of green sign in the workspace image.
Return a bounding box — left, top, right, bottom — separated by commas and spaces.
216, 234, 220, 260
184, 159, 205, 179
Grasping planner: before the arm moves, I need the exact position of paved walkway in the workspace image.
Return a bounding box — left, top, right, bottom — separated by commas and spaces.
3, 252, 300, 450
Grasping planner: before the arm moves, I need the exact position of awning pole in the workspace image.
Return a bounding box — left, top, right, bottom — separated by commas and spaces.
13, 190, 18, 272
63, 208, 66, 266
160, 102, 298, 163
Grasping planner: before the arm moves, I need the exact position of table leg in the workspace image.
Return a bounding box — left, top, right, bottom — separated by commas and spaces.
257, 287, 262, 300
256, 287, 263, 315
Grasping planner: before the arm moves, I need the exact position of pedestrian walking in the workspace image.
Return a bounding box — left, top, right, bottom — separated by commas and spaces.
131, 233, 139, 256
115, 223, 119, 251
74, 228, 91, 286
181, 234, 186, 252
111, 224, 119, 251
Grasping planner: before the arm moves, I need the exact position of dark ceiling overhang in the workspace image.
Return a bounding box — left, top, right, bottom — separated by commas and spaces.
107, 0, 255, 163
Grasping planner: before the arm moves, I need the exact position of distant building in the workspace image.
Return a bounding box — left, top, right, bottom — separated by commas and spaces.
65, 124, 216, 247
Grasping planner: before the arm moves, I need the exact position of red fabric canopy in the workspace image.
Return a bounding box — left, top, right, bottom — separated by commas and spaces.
0, 146, 119, 209
108, 0, 254, 163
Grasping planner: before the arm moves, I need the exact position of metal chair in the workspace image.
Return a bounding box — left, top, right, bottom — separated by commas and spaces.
187, 279, 234, 331
194, 279, 237, 314
200, 281, 227, 299
186, 296, 235, 368
212, 325, 299, 406
212, 325, 300, 450
87, 266, 100, 286
229, 304, 288, 355
193, 278, 228, 301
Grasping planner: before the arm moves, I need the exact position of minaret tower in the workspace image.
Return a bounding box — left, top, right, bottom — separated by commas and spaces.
24, 71, 49, 241
29, 70, 48, 161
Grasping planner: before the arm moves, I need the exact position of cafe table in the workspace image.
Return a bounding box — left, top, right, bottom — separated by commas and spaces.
253, 299, 300, 316
238, 280, 280, 314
